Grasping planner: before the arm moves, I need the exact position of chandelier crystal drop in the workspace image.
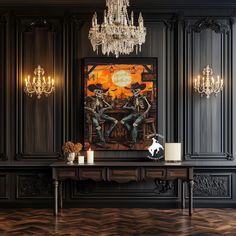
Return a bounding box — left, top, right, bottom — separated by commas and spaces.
24, 65, 55, 99
194, 65, 224, 99
88, 0, 146, 58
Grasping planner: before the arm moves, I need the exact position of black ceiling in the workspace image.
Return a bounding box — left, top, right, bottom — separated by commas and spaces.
0, 0, 235, 7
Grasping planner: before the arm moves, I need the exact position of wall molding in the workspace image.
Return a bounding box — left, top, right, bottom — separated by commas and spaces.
15, 15, 64, 161
185, 153, 234, 161
15, 152, 63, 161
0, 174, 10, 199
182, 17, 233, 160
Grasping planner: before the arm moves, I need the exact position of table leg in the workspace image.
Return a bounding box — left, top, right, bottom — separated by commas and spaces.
189, 180, 194, 216
181, 180, 185, 209
59, 181, 63, 210
54, 180, 59, 216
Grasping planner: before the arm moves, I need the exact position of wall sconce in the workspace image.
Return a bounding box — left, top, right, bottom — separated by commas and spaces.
24, 65, 55, 99
194, 65, 223, 98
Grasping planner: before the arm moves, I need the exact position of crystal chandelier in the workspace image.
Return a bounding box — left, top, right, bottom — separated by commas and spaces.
24, 65, 55, 99
88, 0, 146, 58
194, 65, 223, 98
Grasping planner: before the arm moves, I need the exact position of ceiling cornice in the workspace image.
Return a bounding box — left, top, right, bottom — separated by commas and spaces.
1, 0, 236, 8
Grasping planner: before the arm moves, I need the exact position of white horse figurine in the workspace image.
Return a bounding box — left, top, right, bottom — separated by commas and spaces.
148, 137, 164, 157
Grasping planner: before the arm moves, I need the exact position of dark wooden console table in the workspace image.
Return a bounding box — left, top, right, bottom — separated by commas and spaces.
51, 162, 194, 216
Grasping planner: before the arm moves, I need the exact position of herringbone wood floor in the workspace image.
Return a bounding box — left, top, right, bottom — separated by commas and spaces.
0, 208, 235, 236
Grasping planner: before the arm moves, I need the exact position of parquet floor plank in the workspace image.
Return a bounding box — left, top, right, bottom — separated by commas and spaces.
0, 208, 235, 235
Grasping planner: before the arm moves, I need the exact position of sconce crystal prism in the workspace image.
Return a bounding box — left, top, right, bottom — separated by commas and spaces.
24, 65, 55, 99
194, 65, 223, 98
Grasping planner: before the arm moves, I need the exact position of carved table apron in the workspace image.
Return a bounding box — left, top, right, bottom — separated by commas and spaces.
50, 162, 194, 216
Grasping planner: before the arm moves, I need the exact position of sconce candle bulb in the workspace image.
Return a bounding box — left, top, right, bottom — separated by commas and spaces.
24, 65, 55, 99
193, 65, 224, 98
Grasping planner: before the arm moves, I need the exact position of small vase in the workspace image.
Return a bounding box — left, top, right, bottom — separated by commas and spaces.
67, 152, 75, 165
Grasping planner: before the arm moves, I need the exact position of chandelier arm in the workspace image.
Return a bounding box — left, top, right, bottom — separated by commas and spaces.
43, 87, 55, 95
194, 65, 224, 98
25, 88, 36, 94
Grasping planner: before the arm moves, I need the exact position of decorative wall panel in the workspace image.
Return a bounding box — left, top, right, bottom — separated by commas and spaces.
183, 17, 233, 160
0, 15, 6, 161
0, 174, 9, 199
193, 173, 232, 198
15, 17, 64, 160
16, 173, 53, 199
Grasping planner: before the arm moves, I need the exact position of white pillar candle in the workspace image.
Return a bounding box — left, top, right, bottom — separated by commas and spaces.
164, 143, 182, 162
78, 156, 85, 164
87, 150, 94, 164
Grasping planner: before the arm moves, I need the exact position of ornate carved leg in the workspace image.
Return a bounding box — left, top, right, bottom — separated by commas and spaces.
181, 180, 185, 209
59, 181, 63, 210
54, 180, 59, 216
189, 180, 194, 216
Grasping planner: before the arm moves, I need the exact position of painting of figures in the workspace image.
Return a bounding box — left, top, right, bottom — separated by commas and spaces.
83, 58, 158, 151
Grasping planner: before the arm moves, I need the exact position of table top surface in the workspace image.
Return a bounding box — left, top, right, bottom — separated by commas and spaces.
0, 160, 236, 168
50, 160, 236, 168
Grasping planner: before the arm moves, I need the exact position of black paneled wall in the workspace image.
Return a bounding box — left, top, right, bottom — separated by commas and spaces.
0, 5, 236, 207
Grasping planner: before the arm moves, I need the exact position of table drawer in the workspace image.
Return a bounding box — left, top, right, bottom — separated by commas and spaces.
79, 168, 106, 181
107, 168, 140, 183
143, 168, 166, 179
57, 168, 77, 178
167, 168, 188, 178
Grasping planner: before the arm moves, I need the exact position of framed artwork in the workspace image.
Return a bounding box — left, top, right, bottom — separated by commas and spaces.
83, 58, 158, 151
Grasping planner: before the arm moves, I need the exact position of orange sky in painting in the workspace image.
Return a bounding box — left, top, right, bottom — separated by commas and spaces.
86, 64, 154, 99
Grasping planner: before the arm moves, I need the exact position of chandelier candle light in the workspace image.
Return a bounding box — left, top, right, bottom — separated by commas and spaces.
24, 65, 55, 99
194, 65, 223, 99
89, 0, 146, 58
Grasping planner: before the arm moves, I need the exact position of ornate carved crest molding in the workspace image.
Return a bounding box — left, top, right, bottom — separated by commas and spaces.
19, 17, 56, 32
186, 17, 231, 34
